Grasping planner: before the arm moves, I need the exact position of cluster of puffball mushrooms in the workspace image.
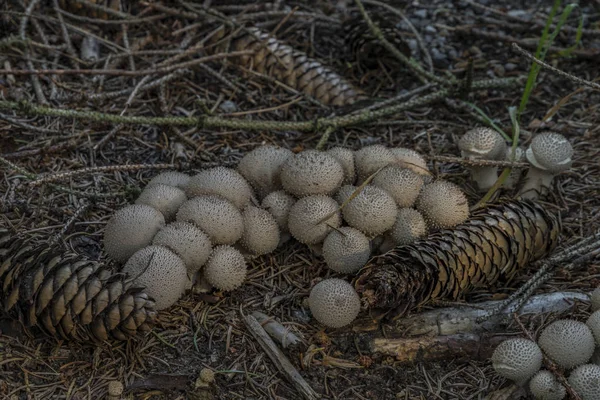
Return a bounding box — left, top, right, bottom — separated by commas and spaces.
102, 128, 573, 329
491, 288, 600, 400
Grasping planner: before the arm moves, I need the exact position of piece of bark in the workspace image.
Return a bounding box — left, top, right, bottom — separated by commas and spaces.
244, 315, 319, 400
251, 312, 303, 349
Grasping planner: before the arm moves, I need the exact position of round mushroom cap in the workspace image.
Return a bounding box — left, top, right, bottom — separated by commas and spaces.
262, 190, 295, 232
342, 185, 398, 236
280, 150, 344, 197
415, 180, 469, 229
323, 227, 371, 274
104, 204, 165, 262
459, 127, 507, 160
308, 278, 361, 328
147, 171, 190, 189
237, 145, 293, 198
389, 147, 429, 177
586, 311, 600, 346
529, 370, 566, 400
107, 381, 124, 397
391, 208, 427, 246
122, 246, 189, 310
568, 364, 600, 400
592, 287, 600, 312
354, 144, 395, 183
241, 205, 280, 255
135, 184, 187, 221
203, 245, 247, 291
491, 338, 543, 384
372, 165, 424, 208
152, 222, 212, 275
176, 196, 243, 245
186, 167, 254, 210
335, 185, 357, 206
526, 132, 573, 174
538, 319, 595, 369
327, 147, 356, 185
287, 195, 341, 244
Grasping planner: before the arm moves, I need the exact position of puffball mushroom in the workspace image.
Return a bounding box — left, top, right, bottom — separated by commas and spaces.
586, 311, 600, 346
152, 222, 212, 275
308, 278, 361, 328
122, 245, 190, 310
240, 205, 280, 255
592, 287, 600, 312
491, 338, 543, 385
203, 245, 247, 291
372, 165, 423, 208
322, 227, 371, 274
354, 144, 395, 183
176, 195, 243, 245
135, 184, 187, 221
389, 147, 429, 178
458, 127, 507, 191
186, 167, 254, 210
415, 180, 469, 229
237, 145, 293, 199
104, 204, 165, 262
504, 146, 525, 189
280, 150, 344, 197
342, 185, 398, 236
538, 319, 595, 369
390, 208, 427, 246
146, 171, 190, 189
327, 147, 356, 185
335, 185, 357, 206
568, 364, 600, 400
529, 370, 566, 400
519, 132, 573, 200
261, 190, 295, 232
287, 195, 341, 244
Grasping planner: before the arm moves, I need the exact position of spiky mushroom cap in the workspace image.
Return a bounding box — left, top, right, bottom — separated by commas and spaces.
176, 196, 244, 245
389, 147, 429, 177
287, 195, 341, 245
152, 222, 212, 275
135, 183, 187, 221
491, 338, 543, 385
237, 145, 293, 198
322, 227, 371, 274
342, 185, 398, 237
308, 278, 361, 328
538, 319, 595, 369
122, 246, 190, 310
104, 204, 165, 263
240, 205, 280, 255
327, 147, 356, 185
390, 208, 427, 246
262, 190, 295, 232
459, 127, 507, 160
335, 185, 357, 206
372, 165, 423, 208
147, 171, 191, 189
415, 180, 469, 229
354, 144, 395, 183
568, 364, 600, 400
591, 287, 600, 312
203, 245, 247, 291
186, 167, 254, 210
585, 310, 600, 346
280, 150, 345, 197
526, 132, 573, 174
529, 370, 566, 400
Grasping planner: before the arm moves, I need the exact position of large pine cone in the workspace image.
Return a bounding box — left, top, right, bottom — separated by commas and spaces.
0, 229, 157, 342
354, 200, 560, 318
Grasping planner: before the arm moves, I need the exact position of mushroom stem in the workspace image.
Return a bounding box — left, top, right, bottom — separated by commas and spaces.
470, 166, 499, 191
519, 168, 554, 200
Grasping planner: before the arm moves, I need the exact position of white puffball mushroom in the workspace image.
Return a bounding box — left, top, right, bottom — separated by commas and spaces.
176, 196, 243, 245
327, 147, 356, 185
519, 132, 573, 200
240, 205, 280, 255
104, 204, 165, 263
135, 184, 187, 221
504, 146, 526, 189
342, 185, 397, 236
151, 222, 212, 275
592, 287, 600, 312
335, 185, 357, 206
491, 338, 543, 385
586, 311, 600, 346
280, 150, 344, 197
568, 364, 600, 400
415, 180, 469, 229
308, 278, 361, 328
458, 127, 507, 191
538, 319, 595, 369
186, 167, 254, 209
147, 171, 190, 189
262, 190, 295, 232
203, 245, 247, 291
372, 165, 423, 208
237, 145, 293, 198
529, 370, 566, 400
391, 208, 427, 246
287, 195, 341, 245
322, 227, 371, 274
389, 147, 429, 178
354, 144, 395, 183
122, 246, 190, 310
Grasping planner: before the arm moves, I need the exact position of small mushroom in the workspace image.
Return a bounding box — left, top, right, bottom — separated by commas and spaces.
261, 190, 295, 232
327, 147, 356, 185
322, 227, 371, 274
203, 245, 247, 291
334, 184, 357, 206
152, 222, 212, 275
354, 144, 395, 183
458, 127, 507, 191
135, 183, 187, 221
280, 150, 344, 197
529, 370, 566, 400
186, 167, 254, 209
237, 145, 293, 199
415, 180, 469, 229
287, 195, 341, 244
491, 338, 543, 385
308, 278, 361, 328
538, 319, 595, 369
519, 132, 573, 199
389, 147, 429, 178
176, 196, 243, 245
240, 205, 280, 255
390, 208, 427, 246
586, 310, 600, 346
147, 171, 191, 189
342, 185, 398, 237
372, 165, 423, 208
592, 287, 600, 312
568, 364, 600, 400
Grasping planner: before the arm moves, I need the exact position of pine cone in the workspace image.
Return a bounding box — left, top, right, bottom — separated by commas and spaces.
0, 230, 157, 342
354, 200, 560, 318
207, 27, 366, 106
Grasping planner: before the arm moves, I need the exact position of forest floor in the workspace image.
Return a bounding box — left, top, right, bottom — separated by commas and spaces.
0, 0, 599, 399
